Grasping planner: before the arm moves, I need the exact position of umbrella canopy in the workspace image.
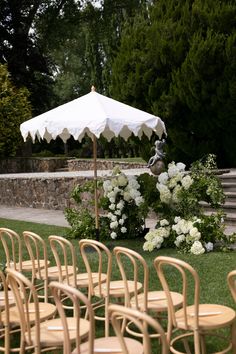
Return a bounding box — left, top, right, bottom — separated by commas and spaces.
20, 88, 166, 239
20, 89, 166, 143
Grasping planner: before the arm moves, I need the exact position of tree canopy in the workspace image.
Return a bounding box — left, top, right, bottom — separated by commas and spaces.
0, 64, 31, 157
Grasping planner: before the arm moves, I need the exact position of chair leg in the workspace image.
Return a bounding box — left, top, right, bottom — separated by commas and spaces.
200, 333, 207, 354
193, 329, 201, 354
232, 320, 236, 354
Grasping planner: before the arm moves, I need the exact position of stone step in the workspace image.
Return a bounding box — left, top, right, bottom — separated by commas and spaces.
219, 173, 236, 184
221, 182, 236, 193
204, 209, 236, 226
224, 192, 236, 203
201, 201, 236, 214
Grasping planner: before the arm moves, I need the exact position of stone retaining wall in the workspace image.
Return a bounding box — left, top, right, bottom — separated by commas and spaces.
0, 158, 67, 173
68, 159, 146, 171
0, 175, 92, 210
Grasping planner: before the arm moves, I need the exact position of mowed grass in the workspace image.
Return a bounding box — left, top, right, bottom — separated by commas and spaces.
0, 217, 235, 352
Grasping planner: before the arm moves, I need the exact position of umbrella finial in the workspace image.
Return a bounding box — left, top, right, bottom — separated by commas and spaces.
91, 85, 96, 92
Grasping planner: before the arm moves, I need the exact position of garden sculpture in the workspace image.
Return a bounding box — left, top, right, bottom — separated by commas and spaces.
147, 139, 166, 175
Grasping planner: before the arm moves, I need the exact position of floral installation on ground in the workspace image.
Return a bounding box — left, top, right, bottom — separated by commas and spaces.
143, 154, 236, 254
101, 166, 145, 239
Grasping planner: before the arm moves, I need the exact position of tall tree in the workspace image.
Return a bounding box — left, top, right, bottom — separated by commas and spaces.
110, 0, 236, 166
0, 64, 31, 157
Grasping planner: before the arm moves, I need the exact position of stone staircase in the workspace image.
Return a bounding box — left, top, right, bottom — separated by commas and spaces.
202, 170, 236, 232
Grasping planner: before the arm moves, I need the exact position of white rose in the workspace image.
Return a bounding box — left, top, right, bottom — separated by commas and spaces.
109, 203, 116, 210
111, 232, 117, 239
119, 218, 124, 225
110, 221, 118, 229
190, 241, 205, 255
205, 242, 214, 252
117, 200, 124, 210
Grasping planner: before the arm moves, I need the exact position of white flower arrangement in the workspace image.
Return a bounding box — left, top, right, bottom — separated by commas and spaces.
103, 167, 144, 239
156, 161, 193, 205
143, 216, 215, 255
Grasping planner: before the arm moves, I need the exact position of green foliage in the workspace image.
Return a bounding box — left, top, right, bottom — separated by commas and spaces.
143, 155, 236, 254
110, 0, 236, 167
0, 64, 32, 158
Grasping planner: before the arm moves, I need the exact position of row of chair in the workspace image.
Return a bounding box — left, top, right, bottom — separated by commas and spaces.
0, 227, 236, 353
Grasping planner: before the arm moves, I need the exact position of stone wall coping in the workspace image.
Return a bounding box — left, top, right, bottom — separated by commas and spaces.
0, 168, 151, 179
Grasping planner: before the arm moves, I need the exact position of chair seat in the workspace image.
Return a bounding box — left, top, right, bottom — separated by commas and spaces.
65, 272, 107, 288
175, 303, 236, 330
75, 336, 143, 354
1, 302, 56, 326
94, 280, 142, 298
27, 317, 90, 347
130, 290, 183, 312
15, 260, 50, 272
38, 265, 75, 281
0, 290, 21, 309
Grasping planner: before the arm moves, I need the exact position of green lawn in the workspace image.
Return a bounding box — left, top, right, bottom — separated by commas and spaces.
0, 218, 235, 352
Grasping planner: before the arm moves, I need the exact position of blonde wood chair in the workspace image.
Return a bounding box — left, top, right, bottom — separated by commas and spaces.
113, 246, 183, 338
0, 270, 10, 354
23, 231, 51, 302
79, 239, 143, 337
49, 281, 94, 354
227, 270, 236, 303
0, 227, 33, 273
78, 304, 169, 354
49, 235, 95, 311
154, 256, 236, 354
6, 268, 90, 354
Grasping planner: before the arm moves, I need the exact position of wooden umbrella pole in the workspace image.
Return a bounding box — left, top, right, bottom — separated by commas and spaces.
93, 134, 99, 240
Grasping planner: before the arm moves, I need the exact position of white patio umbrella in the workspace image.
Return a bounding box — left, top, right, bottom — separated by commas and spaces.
20, 87, 166, 239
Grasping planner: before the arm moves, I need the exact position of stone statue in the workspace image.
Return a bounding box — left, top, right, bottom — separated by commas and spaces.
147, 139, 166, 175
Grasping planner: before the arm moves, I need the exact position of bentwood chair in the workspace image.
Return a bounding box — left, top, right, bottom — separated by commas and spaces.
0, 228, 34, 273
0, 270, 10, 354
227, 270, 236, 303
23, 231, 51, 302
113, 246, 183, 338
6, 268, 90, 354
154, 256, 236, 354
79, 239, 142, 337
77, 304, 169, 354
49, 235, 94, 311
49, 281, 95, 354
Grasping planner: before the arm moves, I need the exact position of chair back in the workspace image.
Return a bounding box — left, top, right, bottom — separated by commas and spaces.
0, 228, 23, 271
154, 256, 200, 331
79, 239, 112, 297
6, 268, 41, 353
109, 304, 169, 354
0, 270, 10, 354
227, 270, 236, 303
49, 235, 77, 286
49, 281, 95, 354
113, 246, 146, 309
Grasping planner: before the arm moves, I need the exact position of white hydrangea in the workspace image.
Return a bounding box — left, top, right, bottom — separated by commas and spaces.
168, 162, 180, 178
181, 175, 193, 190
176, 162, 186, 171
119, 218, 124, 225
110, 214, 117, 222
160, 219, 169, 227
123, 191, 132, 202
174, 234, 186, 247
135, 196, 144, 206
158, 172, 169, 185
117, 174, 128, 187
189, 227, 201, 241
121, 226, 127, 233
172, 185, 182, 203
190, 241, 205, 255
109, 203, 116, 210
